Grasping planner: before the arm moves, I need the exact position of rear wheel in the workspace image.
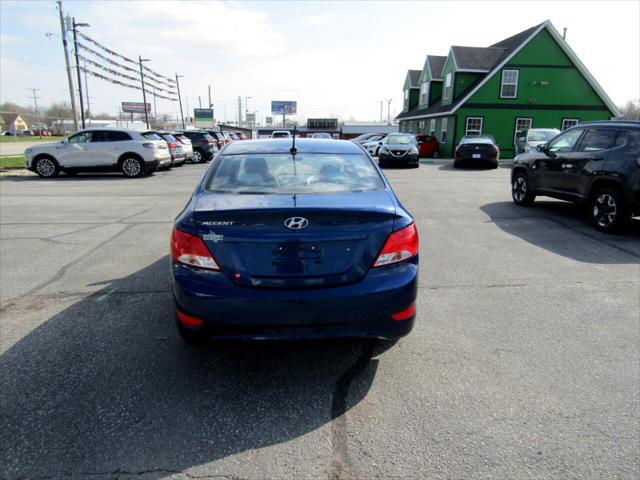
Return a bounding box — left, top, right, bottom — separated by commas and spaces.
34, 156, 59, 178
192, 149, 204, 164
590, 187, 627, 232
512, 172, 535, 206
120, 156, 144, 177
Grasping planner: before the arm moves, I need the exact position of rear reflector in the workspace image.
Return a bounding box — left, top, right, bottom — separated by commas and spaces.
171, 228, 220, 270
373, 223, 419, 267
176, 310, 205, 328
391, 303, 416, 321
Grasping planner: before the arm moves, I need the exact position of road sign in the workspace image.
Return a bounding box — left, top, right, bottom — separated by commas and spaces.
265, 116, 273, 125
271, 101, 297, 115
122, 102, 151, 113
194, 108, 214, 128
246, 112, 256, 123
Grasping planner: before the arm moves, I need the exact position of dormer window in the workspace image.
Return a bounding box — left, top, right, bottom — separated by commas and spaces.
404, 89, 409, 109
420, 81, 429, 105
500, 69, 519, 98
444, 73, 452, 99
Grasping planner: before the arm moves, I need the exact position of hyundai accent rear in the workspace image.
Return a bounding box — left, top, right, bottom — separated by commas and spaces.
170, 138, 419, 342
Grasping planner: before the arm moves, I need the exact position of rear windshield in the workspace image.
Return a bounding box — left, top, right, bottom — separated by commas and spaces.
205, 153, 384, 194
385, 134, 415, 145
142, 132, 162, 141
161, 134, 178, 143
461, 136, 494, 145
272, 132, 290, 138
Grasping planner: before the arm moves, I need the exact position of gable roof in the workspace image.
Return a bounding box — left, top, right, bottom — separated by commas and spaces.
405, 70, 421, 89
427, 55, 447, 80
451, 46, 506, 71
0, 112, 22, 125
396, 20, 620, 121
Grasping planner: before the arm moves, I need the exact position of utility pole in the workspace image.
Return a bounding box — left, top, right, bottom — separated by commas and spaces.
380, 100, 383, 123
237, 96, 242, 126
28, 88, 42, 138
244, 96, 252, 127
175, 73, 185, 129
198, 96, 202, 108
138, 55, 150, 129
83, 57, 91, 124
208, 85, 212, 108
386, 98, 393, 125
152, 87, 158, 128
57, 2, 78, 131
71, 17, 89, 129
563, 27, 567, 40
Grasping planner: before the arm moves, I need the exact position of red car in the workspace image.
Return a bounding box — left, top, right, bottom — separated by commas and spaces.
416, 134, 440, 158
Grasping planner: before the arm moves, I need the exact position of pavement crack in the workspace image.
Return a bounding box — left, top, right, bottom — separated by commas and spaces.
329, 340, 377, 480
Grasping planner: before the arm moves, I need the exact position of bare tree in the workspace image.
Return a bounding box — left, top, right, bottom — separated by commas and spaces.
619, 98, 640, 120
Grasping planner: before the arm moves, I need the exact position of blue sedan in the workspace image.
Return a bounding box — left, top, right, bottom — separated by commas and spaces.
170, 138, 419, 342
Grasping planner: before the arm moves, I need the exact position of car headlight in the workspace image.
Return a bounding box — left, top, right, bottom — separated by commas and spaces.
25, 148, 33, 154
410, 148, 418, 155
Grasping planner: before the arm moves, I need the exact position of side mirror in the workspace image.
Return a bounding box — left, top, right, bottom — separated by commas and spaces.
536, 143, 545, 152
378, 141, 383, 146
61, 138, 69, 144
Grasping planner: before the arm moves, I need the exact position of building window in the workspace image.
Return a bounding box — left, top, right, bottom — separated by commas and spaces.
429, 119, 435, 136
465, 117, 483, 135
514, 117, 533, 145
562, 118, 579, 130
500, 69, 519, 98
444, 73, 452, 99
440, 118, 448, 144
404, 89, 409, 110
420, 81, 429, 105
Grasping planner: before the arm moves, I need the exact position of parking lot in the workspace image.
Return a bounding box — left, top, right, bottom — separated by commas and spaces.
1, 163, 638, 479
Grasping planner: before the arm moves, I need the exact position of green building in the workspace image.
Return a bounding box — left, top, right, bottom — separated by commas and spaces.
395, 21, 620, 158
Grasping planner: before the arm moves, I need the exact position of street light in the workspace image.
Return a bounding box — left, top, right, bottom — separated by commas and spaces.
71, 18, 90, 129
245, 96, 252, 126
138, 56, 150, 128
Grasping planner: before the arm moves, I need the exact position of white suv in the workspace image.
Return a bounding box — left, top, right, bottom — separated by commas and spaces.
25, 128, 172, 178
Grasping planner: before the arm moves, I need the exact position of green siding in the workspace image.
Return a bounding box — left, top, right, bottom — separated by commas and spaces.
429, 81, 442, 105
454, 72, 481, 101
408, 89, 420, 110
455, 108, 611, 158
508, 29, 572, 66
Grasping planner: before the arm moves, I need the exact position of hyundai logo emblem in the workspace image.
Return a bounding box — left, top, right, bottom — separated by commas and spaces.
284, 217, 309, 230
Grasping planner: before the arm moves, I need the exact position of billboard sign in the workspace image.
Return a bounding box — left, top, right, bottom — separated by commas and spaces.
246, 112, 256, 123
122, 102, 151, 113
271, 101, 297, 115
194, 108, 214, 128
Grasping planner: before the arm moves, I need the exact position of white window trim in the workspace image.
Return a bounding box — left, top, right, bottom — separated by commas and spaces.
429, 119, 436, 136
514, 117, 533, 145
440, 118, 448, 144
465, 117, 483, 136
444, 72, 452, 99
420, 81, 430, 105
500, 69, 519, 99
562, 118, 579, 130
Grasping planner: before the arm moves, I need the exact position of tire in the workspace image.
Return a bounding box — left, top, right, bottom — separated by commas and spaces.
453, 161, 461, 169
192, 149, 204, 164
589, 187, 628, 233
410, 163, 420, 168
120, 156, 144, 177
511, 172, 535, 206
34, 156, 59, 178
375, 147, 380, 157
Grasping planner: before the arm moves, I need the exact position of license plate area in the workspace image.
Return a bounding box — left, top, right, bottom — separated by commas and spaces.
472, 153, 481, 159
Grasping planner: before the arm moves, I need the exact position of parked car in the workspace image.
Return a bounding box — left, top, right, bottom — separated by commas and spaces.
205, 130, 227, 150
351, 133, 386, 144
378, 133, 419, 168
416, 134, 440, 158
515, 128, 561, 155
311, 133, 332, 139
454, 135, 500, 168
172, 132, 194, 162
361, 135, 387, 156
179, 130, 217, 163
221, 131, 235, 142
170, 138, 419, 343
156, 131, 186, 168
24, 128, 171, 178
235, 132, 249, 140
511, 120, 640, 232
271, 131, 291, 138
225, 131, 240, 141
0, 131, 15, 136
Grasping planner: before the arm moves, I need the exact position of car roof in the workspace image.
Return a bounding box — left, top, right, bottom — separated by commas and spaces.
576, 120, 640, 128
221, 138, 365, 155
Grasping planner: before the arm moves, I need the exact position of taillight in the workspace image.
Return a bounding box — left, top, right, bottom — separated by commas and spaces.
203, 139, 212, 144
168, 143, 177, 148
391, 303, 416, 321
176, 310, 205, 328
171, 228, 220, 270
142, 142, 156, 149
373, 223, 419, 267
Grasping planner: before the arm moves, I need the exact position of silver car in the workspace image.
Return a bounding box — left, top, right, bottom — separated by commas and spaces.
24, 128, 172, 178
515, 128, 560, 155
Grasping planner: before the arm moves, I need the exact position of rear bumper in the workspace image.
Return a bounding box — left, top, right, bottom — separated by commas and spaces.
454, 155, 498, 165
171, 257, 418, 340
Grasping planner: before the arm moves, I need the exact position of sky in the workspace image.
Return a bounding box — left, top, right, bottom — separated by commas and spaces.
1, 0, 639, 124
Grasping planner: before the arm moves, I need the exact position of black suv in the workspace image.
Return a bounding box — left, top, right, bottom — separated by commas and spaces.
177, 130, 217, 163
511, 120, 639, 232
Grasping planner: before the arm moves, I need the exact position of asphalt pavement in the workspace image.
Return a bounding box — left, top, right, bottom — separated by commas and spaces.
1, 163, 638, 479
